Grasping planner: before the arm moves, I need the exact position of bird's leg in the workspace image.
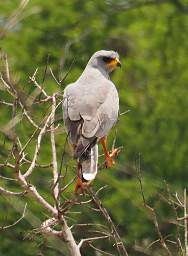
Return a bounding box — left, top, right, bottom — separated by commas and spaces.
74, 162, 85, 194
100, 136, 115, 168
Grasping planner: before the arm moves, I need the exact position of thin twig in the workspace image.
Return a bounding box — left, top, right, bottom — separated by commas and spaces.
119, 109, 131, 116
78, 235, 109, 249
49, 67, 62, 86
0, 100, 13, 106
0, 186, 24, 196
0, 203, 27, 230
89, 243, 114, 256
87, 187, 129, 256
60, 58, 76, 85
23, 110, 53, 178
29, 75, 49, 98
164, 182, 184, 254
136, 155, 172, 256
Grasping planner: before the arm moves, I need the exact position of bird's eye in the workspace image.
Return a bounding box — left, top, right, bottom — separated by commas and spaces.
102, 57, 113, 63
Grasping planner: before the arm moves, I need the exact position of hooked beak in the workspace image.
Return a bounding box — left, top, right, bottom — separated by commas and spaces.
116, 58, 121, 67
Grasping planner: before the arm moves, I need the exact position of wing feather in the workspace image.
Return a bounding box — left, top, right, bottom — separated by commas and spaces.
63, 80, 119, 139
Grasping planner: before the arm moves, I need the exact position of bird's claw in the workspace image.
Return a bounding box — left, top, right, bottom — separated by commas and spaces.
74, 177, 92, 195
104, 148, 120, 168
74, 177, 85, 194
110, 148, 120, 158
105, 156, 115, 168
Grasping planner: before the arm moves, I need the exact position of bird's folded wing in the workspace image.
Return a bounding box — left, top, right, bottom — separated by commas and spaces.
63, 81, 118, 138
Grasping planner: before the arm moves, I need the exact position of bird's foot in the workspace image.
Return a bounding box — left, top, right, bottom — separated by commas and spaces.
105, 155, 115, 168
74, 176, 85, 194
74, 176, 91, 195
104, 148, 120, 168
110, 148, 120, 158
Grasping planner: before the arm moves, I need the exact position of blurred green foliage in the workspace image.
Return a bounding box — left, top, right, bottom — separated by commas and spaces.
0, 0, 188, 255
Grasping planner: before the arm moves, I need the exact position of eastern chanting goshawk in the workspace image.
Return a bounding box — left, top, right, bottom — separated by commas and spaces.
63, 50, 121, 192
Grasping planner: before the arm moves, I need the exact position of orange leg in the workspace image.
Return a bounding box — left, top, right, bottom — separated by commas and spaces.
100, 137, 115, 168
74, 162, 85, 194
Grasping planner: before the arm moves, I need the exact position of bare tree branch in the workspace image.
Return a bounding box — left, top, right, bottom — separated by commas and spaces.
0, 186, 24, 196
136, 156, 172, 256
78, 235, 109, 249
0, 203, 27, 230
23, 111, 52, 178
87, 187, 129, 256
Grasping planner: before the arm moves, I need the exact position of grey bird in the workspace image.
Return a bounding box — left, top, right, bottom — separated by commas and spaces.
63, 50, 121, 192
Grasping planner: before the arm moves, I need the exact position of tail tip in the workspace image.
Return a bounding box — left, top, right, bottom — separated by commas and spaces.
82, 173, 97, 181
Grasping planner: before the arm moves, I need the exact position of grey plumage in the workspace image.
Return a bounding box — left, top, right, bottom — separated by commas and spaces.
63, 50, 120, 181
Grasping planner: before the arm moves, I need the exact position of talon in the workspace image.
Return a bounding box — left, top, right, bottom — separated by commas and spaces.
110, 148, 119, 158
105, 156, 115, 168
74, 177, 91, 194
100, 136, 118, 169
74, 176, 85, 194
74, 161, 93, 194
74, 162, 85, 194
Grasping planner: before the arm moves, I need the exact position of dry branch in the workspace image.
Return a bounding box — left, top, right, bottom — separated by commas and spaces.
0, 203, 27, 230
23, 110, 52, 178
137, 159, 172, 256
0, 186, 24, 196
87, 187, 129, 256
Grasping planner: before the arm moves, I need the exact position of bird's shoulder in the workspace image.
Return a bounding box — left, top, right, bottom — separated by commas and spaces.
64, 77, 114, 97
63, 82, 77, 96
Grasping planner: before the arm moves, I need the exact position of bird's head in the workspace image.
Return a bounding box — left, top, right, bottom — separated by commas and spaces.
88, 50, 121, 73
